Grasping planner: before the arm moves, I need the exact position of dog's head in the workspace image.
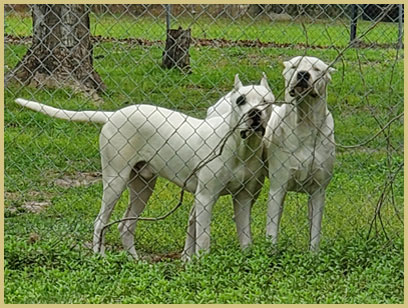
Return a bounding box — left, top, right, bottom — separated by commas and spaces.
283, 56, 336, 100
230, 73, 275, 139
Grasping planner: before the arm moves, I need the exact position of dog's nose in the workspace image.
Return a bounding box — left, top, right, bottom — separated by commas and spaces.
297, 71, 310, 81
248, 108, 263, 130
248, 108, 262, 122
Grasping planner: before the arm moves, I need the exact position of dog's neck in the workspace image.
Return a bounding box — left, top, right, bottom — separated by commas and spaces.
226, 110, 264, 162
232, 133, 264, 166
286, 91, 328, 128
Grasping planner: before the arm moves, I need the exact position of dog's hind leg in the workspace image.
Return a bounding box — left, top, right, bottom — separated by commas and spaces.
118, 162, 157, 259
93, 174, 128, 256
308, 189, 325, 252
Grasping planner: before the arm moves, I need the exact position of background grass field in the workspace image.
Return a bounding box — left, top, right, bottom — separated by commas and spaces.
4, 11, 404, 304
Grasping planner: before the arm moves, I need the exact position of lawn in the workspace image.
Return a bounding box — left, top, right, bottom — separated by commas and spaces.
5, 11, 401, 47
4, 11, 404, 304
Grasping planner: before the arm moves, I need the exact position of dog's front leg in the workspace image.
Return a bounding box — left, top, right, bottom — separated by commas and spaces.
233, 193, 253, 250
233, 180, 263, 250
181, 206, 196, 261
194, 186, 220, 256
266, 181, 288, 245
308, 188, 326, 252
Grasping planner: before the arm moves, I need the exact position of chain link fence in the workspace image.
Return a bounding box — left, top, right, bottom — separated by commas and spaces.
5, 4, 403, 263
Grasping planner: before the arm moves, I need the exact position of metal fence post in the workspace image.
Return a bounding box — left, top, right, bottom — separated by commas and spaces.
166, 4, 171, 31
350, 4, 358, 43
397, 4, 403, 49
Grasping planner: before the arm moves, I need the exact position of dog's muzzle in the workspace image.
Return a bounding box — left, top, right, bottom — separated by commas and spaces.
289, 71, 317, 97
240, 108, 266, 139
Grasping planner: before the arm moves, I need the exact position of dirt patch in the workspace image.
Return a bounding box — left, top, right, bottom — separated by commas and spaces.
5, 190, 52, 201
54, 171, 101, 188
5, 190, 54, 214
5, 34, 398, 50
81, 243, 183, 262
5, 191, 20, 201
5, 172, 100, 214
27, 232, 41, 244
21, 201, 51, 213
149, 251, 182, 262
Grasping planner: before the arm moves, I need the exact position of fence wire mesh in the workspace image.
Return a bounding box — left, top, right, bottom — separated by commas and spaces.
4, 4, 404, 262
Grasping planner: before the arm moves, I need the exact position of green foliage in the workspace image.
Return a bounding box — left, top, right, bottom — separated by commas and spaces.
4, 236, 404, 304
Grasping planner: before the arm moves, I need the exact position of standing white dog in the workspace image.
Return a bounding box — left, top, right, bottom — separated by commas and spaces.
15, 74, 275, 260
264, 56, 336, 251
206, 56, 335, 251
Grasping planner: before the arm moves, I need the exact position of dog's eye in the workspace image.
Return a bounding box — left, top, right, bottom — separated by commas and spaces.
314, 67, 321, 72
236, 95, 246, 106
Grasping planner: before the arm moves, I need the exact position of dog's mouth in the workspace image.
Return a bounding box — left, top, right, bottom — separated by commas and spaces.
240, 109, 266, 139
240, 123, 266, 139
289, 84, 318, 98
240, 108, 265, 139
240, 127, 265, 139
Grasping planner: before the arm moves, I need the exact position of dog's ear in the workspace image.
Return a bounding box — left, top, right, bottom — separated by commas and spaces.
325, 67, 336, 81
234, 74, 243, 90
260, 72, 272, 92
283, 61, 291, 69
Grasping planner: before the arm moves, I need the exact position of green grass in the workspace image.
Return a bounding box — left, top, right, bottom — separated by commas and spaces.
5, 11, 401, 47
4, 237, 403, 304
4, 12, 404, 304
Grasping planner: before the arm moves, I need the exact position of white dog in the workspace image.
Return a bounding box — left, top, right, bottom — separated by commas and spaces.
264, 56, 336, 251
15, 74, 275, 260
206, 56, 335, 251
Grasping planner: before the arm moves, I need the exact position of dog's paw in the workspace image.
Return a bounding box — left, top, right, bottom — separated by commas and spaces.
180, 252, 192, 263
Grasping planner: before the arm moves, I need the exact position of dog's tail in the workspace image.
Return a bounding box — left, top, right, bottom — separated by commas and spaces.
15, 98, 113, 124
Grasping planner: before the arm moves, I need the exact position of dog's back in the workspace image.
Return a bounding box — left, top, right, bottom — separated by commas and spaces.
99, 104, 231, 193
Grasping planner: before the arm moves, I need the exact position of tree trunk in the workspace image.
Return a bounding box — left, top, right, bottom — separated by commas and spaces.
6, 4, 106, 97
162, 27, 191, 73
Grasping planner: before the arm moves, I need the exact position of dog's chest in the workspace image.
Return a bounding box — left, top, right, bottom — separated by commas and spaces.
289, 143, 316, 176
287, 147, 331, 192
226, 164, 260, 193
226, 151, 264, 192
274, 125, 334, 192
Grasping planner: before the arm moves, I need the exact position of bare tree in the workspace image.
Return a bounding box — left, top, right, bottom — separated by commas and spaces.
6, 4, 105, 97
